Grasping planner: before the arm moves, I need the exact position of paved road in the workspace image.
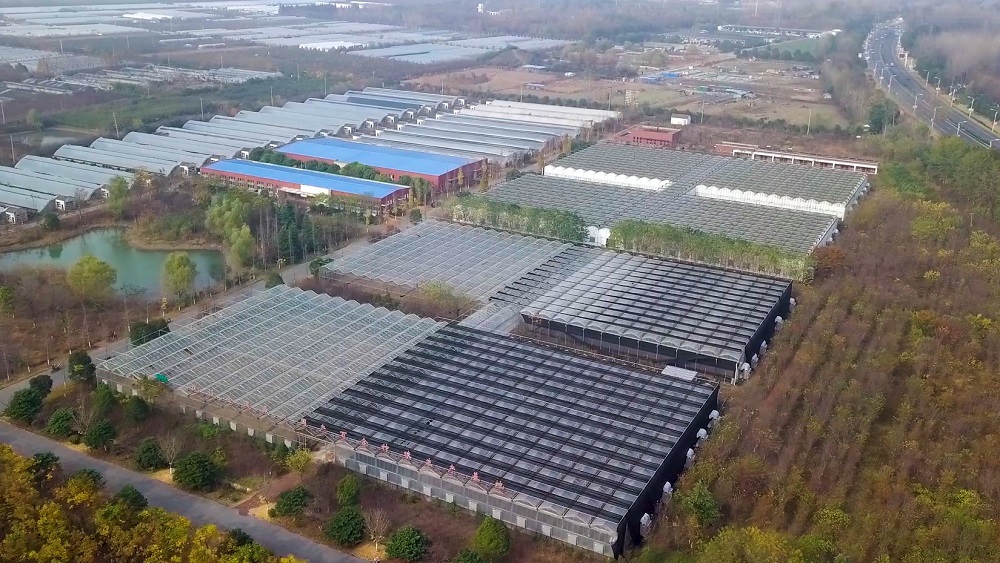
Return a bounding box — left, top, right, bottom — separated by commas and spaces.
0, 422, 362, 563
865, 21, 1000, 149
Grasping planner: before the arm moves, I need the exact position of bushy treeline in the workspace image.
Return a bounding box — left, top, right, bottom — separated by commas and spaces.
446, 195, 587, 242
607, 220, 813, 281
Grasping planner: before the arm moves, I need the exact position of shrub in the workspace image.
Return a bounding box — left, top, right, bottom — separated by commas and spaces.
409, 208, 423, 224
28, 374, 53, 398
123, 395, 151, 422
269, 486, 313, 518
114, 484, 148, 511
454, 548, 486, 563
173, 451, 219, 491
386, 525, 429, 562
45, 407, 76, 438
324, 506, 365, 547
67, 350, 96, 385
42, 212, 60, 231
336, 474, 361, 506
3, 388, 43, 424
225, 528, 255, 549
133, 437, 166, 471
30, 452, 61, 479
83, 419, 117, 451
284, 448, 312, 474
473, 517, 511, 561
265, 272, 284, 288
93, 384, 120, 418
73, 468, 105, 487
678, 480, 721, 527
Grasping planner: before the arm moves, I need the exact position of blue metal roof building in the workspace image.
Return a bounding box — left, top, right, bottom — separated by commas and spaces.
277, 138, 477, 177
201, 159, 409, 206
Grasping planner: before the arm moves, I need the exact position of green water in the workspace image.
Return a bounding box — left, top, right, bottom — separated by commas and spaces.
0, 228, 225, 297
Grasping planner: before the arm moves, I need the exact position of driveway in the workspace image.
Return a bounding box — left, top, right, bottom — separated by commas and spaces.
0, 422, 362, 563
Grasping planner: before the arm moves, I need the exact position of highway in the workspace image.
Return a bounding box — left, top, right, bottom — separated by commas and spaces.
864, 21, 1000, 150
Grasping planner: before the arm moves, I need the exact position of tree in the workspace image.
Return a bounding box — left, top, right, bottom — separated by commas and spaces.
107, 176, 129, 219
363, 508, 391, 552
46, 407, 76, 438
163, 251, 198, 300
228, 224, 255, 269
454, 549, 486, 563
269, 486, 313, 518
26, 108, 41, 129
0, 284, 13, 317
324, 506, 365, 547
386, 525, 429, 562
158, 432, 183, 474
678, 480, 722, 527
505, 169, 523, 181
124, 395, 151, 422
113, 484, 148, 511
284, 449, 312, 474
409, 209, 423, 224
309, 257, 332, 279
337, 474, 361, 506
29, 374, 53, 398
67, 255, 117, 301
93, 383, 120, 418
83, 419, 117, 451
42, 212, 60, 231
480, 164, 491, 192
173, 451, 218, 491
134, 437, 166, 471
3, 388, 43, 424
67, 350, 97, 384
30, 452, 61, 481
265, 272, 284, 289
473, 517, 511, 562
130, 319, 170, 347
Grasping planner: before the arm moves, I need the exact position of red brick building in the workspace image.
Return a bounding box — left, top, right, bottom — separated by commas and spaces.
613, 125, 683, 148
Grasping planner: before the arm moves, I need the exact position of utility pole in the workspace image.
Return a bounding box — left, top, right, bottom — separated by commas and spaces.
324, 75, 328, 96
112, 112, 120, 139
9, 134, 15, 164
957, 120, 965, 138
0, 98, 5, 125
936, 76, 941, 91
806, 108, 812, 135
700, 100, 706, 123
296, 63, 300, 81
931, 105, 939, 132
925, 70, 929, 85
270, 86, 274, 106
200, 97, 205, 120
969, 97, 975, 118
992, 109, 998, 133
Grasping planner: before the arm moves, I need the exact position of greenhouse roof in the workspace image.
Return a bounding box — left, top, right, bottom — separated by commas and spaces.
308, 324, 718, 530
496, 246, 790, 363
99, 286, 446, 422
552, 144, 867, 204
486, 174, 837, 253
277, 138, 477, 176
325, 221, 571, 300
203, 160, 406, 199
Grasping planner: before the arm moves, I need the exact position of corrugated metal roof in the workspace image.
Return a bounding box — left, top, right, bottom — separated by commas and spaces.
53, 144, 178, 174
436, 113, 577, 137
355, 136, 510, 165
362, 87, 461, 104
90, 138, 211, 167
415, 118, 557, 144
277, 138, 476, 176
202, 160, 406, 199
276, 101, 388, 125
311, 98, 414, 119
189, 119, 303, 143
157, 127, 262, 150
374, 130, 517, 157
0, 167, 98, 199
397, 123, 544, 151
122, 132, 242, 159
232, 110, 349, 135
15, 156, 133, 187
0, 184, 53, 212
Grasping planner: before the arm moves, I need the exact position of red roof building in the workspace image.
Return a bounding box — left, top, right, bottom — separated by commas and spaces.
613, 125, 682, 148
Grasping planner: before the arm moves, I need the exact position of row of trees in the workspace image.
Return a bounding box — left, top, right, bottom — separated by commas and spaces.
446, 195, 587, 242
0, 445, 303, 562
66, 252, 199, 302
606, 220, 814, 281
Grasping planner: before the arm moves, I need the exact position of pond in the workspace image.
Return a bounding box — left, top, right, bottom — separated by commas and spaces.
11, 127, 97, 150
0, 228, 226, 298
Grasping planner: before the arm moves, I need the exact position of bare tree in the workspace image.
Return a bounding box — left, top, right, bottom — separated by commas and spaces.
158, 431, 183, 475
363, 508, 391, 553
72, 399, 97, 434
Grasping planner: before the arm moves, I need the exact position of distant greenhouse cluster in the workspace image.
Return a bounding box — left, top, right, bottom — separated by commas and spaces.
6, 65, 284, 96
0, 88, 619, 222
